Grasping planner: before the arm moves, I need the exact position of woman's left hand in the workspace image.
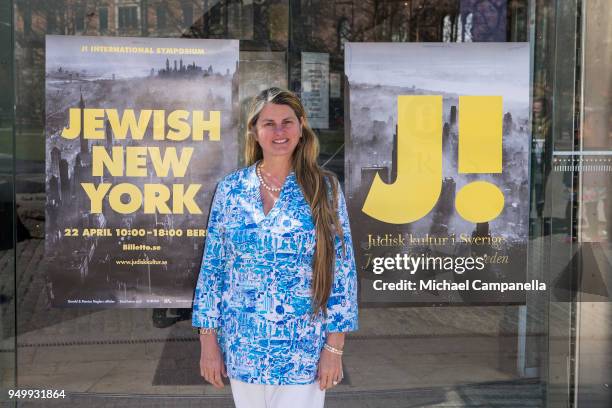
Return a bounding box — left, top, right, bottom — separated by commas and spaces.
317, 346, 343, 390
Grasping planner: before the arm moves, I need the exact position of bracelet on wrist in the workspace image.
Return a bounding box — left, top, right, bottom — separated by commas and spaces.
326, 342, 344, 350
323, 343, 344, 356
195, 327, 218, 335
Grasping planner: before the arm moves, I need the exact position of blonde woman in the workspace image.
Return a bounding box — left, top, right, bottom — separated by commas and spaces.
192, 87, 358, 408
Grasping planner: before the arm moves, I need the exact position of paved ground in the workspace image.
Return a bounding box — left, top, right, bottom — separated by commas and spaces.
0, 238, 609, 407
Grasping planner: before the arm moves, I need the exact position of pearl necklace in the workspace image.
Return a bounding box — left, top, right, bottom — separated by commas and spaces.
256, 162, 281, 192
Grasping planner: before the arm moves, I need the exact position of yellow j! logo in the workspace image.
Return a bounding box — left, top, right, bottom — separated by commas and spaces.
362, 95, 504, 224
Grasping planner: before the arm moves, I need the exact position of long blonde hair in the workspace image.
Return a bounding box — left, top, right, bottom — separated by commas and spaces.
244, 87, 344, 318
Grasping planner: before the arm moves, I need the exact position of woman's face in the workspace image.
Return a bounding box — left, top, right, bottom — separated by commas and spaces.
254, 103, 303, 160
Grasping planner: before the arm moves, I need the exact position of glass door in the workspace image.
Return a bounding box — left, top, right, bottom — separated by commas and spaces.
1, 0, 609, 406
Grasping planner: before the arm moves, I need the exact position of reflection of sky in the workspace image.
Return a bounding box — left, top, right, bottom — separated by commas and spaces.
46, 35, 238, 79
346, 43, 529, 104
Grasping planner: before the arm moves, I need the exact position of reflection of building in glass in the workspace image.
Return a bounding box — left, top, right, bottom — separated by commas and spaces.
15, 0, 524, 128
158, 58, 207, 77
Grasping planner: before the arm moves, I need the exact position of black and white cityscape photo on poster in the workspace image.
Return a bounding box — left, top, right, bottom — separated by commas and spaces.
44, 35, 239, 307
345, 43, 533, 304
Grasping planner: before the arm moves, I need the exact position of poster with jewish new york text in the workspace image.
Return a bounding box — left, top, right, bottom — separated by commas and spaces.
45, 35, 239, 307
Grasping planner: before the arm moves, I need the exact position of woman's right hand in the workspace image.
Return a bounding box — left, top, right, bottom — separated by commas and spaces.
199, 334, 227, 388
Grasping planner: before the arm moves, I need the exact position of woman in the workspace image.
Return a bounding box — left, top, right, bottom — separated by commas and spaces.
192, 87, 358, 408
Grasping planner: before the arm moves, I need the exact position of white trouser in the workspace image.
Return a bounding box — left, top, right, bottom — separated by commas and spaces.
229, 378, 326, 408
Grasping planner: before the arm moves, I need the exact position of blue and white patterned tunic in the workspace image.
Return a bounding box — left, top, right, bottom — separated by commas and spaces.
192, 161, 358, 385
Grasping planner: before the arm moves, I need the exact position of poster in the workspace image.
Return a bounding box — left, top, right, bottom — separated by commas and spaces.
345, 43, 533, 304
301, 52, 329, 129
44, 35, 239, 307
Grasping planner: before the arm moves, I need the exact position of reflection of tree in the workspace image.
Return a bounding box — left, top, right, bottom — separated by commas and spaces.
295, 0, 459, 56
337, 17, 351, 52
442, 13, 471, 42
355, 0, 414, 42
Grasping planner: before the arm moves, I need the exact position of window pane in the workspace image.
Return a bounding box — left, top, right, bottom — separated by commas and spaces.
99, 7, 108, 32
47, 9, 56, 33
75, 7, 84, 31
182, 3, 193, 27
156, 6, 166, 29
118, 6, 138, 29
6, 1, 608, 407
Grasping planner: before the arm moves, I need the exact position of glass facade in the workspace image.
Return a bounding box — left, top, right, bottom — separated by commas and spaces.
1, 0, 610, 406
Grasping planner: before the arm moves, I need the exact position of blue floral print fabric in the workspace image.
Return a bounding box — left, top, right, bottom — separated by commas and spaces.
192, 161, 358, 385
